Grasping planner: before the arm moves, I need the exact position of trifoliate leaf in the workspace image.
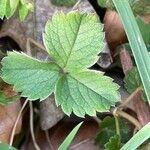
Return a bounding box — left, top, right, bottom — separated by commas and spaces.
0, 0, 7, 19
1, 12, 120, 117
56, 70, 120, 117
1, 51, 60, 100
105, 135, 121, 150
0, 141, 17, 150
0, 91, 19, 105
95, 116, 131, 147
43, 12, 104, 72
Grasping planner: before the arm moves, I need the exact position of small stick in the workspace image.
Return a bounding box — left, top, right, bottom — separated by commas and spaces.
93, 116, 101, 124
9, 100, 28, 146
112, 108, 142, 130
113, 114, 121, 137
119, 87, 142, 108
45, 130, 54, 150
27, 38, 47, 54
26, 41, 41, 150
72, 0, 82, 10
29, 101, 41, 150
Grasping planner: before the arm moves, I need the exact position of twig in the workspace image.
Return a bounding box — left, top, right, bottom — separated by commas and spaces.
72, 0, 82, 10
9, 100, 28, 146
119, 87, 142, 108
45, 130, 54, 150
119, 48, 133, 74
113, 108, 142, 130
113, 108, 121, 137
113, 114, 121, 137
27, 38, 47, 54
29, 101, 41, 150
93, 116, 101, 124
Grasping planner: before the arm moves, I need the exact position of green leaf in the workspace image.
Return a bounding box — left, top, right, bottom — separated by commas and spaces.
136, 17, 150, 44
43, 11, 104, 72
58, 122, 83, 150
56, 70, 120, 117
19, 0, 33, 21
95, 116, 131, 147
121, 122, 150, 150
124, 67, 141, 93
0, 141, 17, 150
5, 0, 19, 18
1, 12, 120, 117
112, 0, 150, 103
105, 135, 121, 150
0, 0, 7, 19
0, 0, 32, 20
0, 91, 19, 105
1, 51, 60, 101
124, 67, 147, 101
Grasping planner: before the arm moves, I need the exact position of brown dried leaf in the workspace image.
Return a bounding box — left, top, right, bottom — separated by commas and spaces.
104, 10, 127, 52
0, 100, 22, 143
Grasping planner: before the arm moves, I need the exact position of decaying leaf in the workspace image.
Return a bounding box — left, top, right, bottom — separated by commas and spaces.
104, 10, 126, 51
0, 100, 22, 143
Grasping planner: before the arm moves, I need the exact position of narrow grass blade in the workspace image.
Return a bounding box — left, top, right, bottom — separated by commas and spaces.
121, 122, 150, 150
58, 122, 83, 150
112, 0, 150, 103
0, 141, 17, 150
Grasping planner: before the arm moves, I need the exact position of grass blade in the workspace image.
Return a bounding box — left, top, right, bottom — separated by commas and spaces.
121, 122, 150, 150
112, 0, 150, 103
0, 141, 17, 150
58, 122, 83, 150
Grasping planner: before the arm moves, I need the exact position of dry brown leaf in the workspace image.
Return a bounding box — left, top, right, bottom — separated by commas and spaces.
104, 10, 127, 52
0, 100, 22, 143
20, 120, 99, 150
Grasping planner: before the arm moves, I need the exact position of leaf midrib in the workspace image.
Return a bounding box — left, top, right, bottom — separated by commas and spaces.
63, 15, 84, 70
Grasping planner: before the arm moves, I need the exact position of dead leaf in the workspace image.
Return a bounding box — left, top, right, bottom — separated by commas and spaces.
104, 10, 127, 52
0, 100, 22, 143
20, 120, 100, 150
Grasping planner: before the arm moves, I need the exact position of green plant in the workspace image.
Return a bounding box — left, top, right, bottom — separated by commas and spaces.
0, 141, 17, 150
112, 0, 150, 103
1, 11, 120, 117
0, 91, 19, 105
121, 123, 150, 150
0, 0, 33, 21
112, 0, 150, 149
124, 67, 147, 101
58, 122, 82, 150
95, 116, 131, 148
